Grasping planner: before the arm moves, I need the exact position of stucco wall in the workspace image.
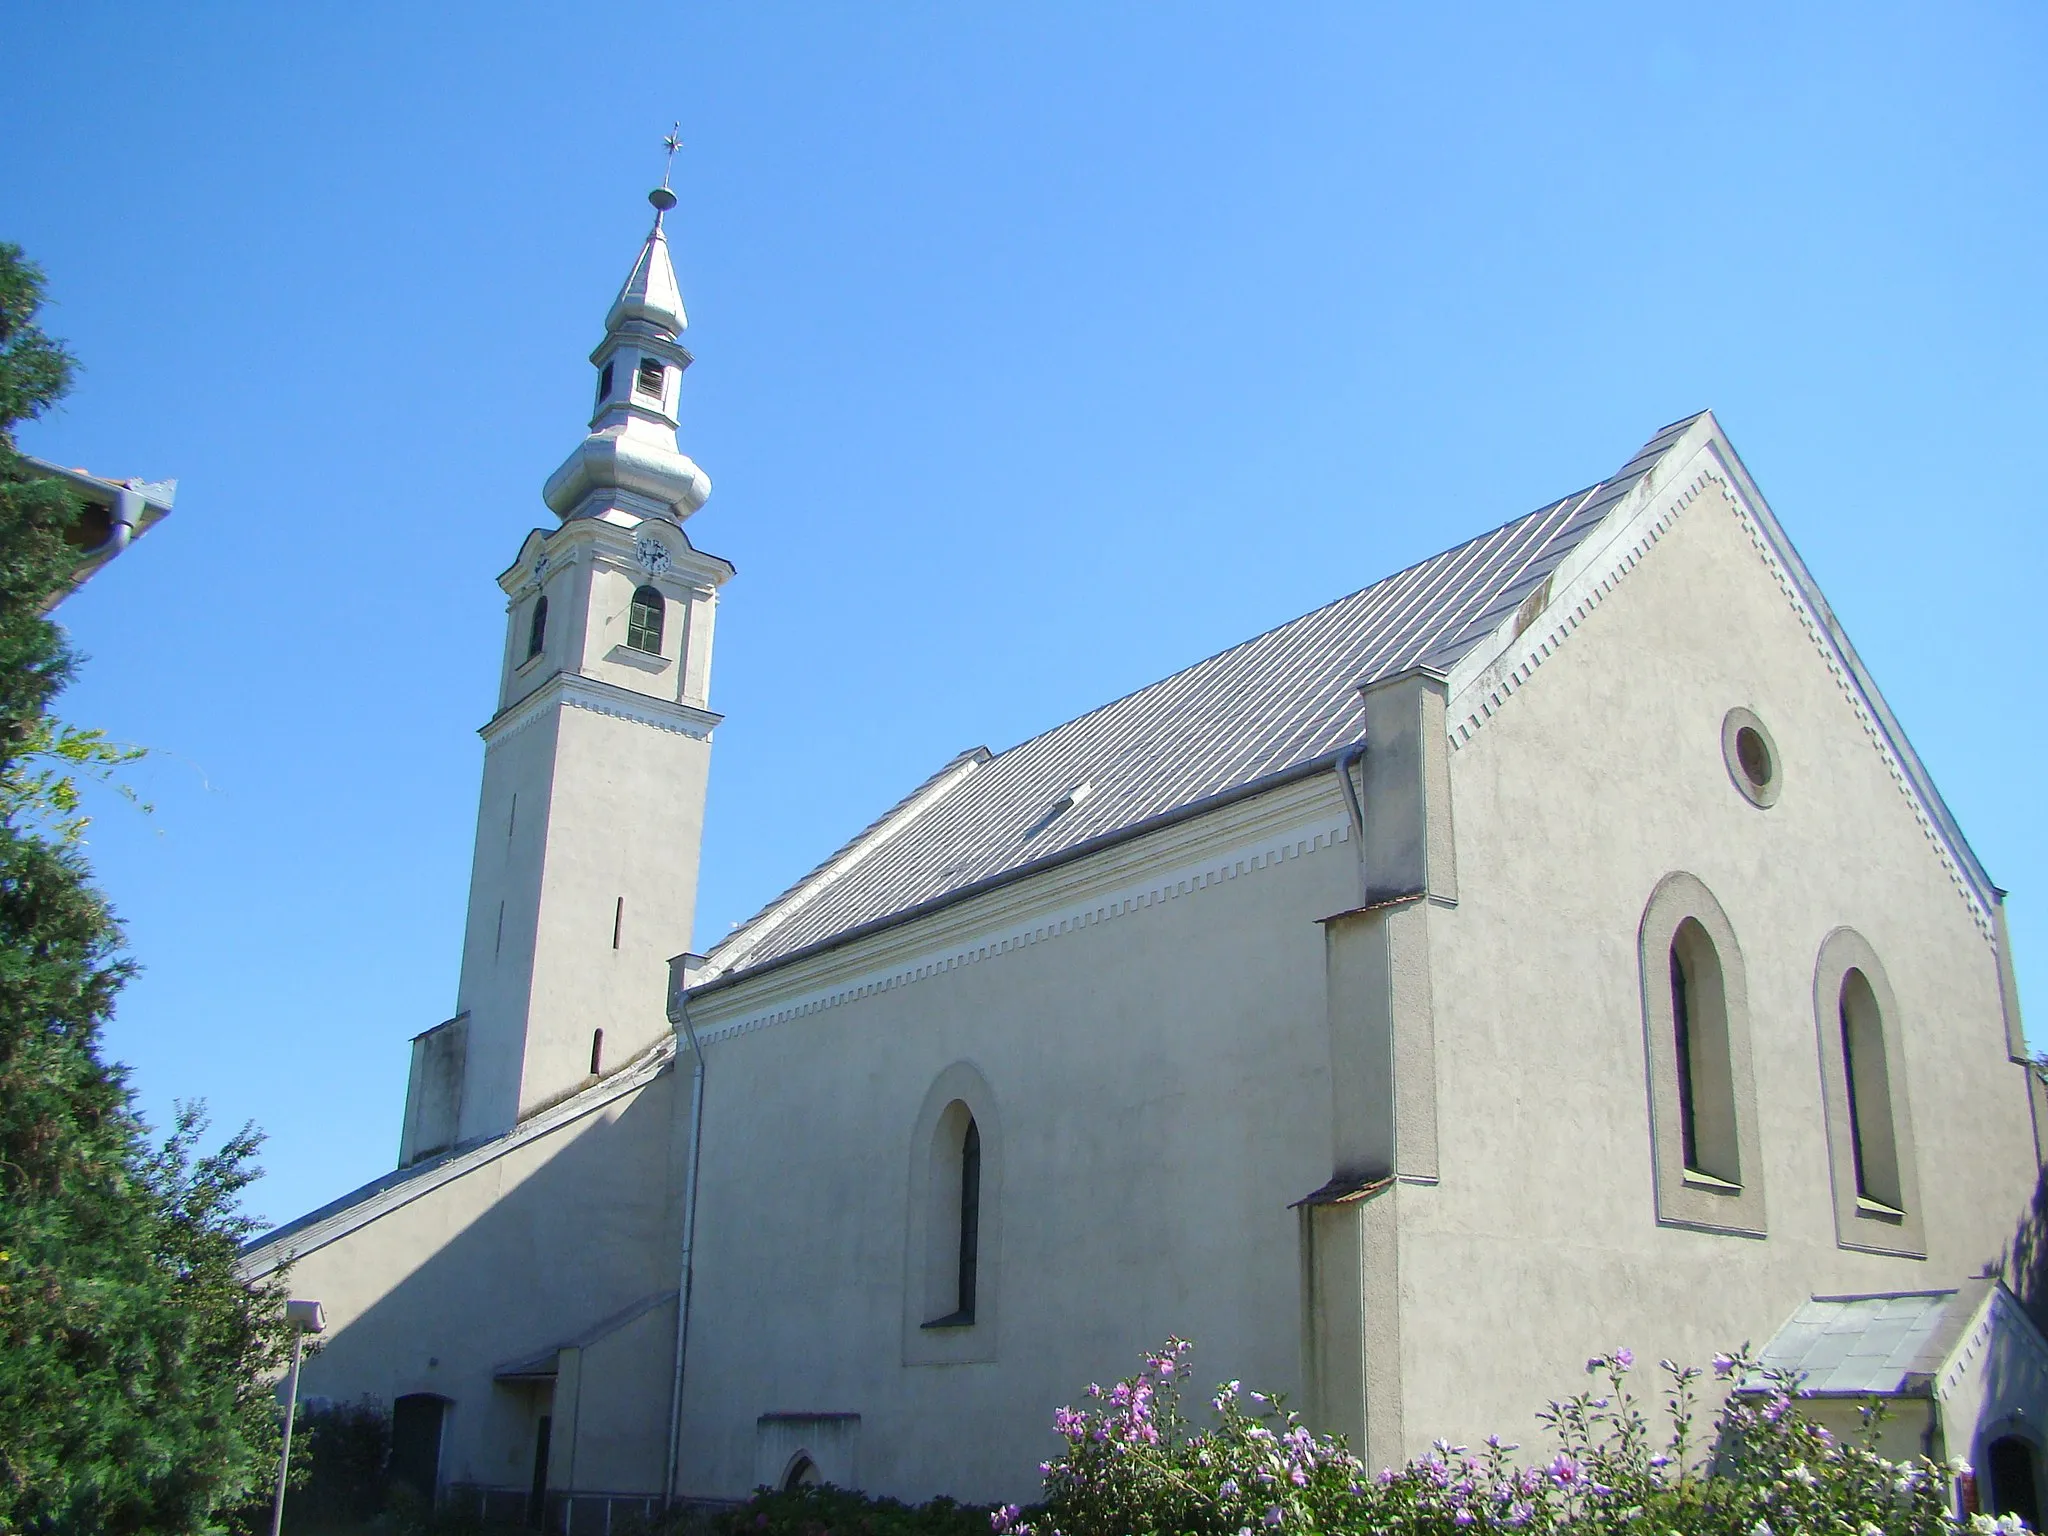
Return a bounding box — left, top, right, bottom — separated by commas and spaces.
263, 1069, 685, 1495
525, 703, 711, 1113
1402, 474, 2035, 1454
676, 782, 1361, 1502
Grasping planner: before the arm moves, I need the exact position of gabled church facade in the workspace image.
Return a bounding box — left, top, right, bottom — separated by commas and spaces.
247, 182, 2044, 1525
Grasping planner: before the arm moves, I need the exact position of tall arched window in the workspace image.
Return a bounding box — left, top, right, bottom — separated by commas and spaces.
1839, 968, 1901, 1209
905, 1064, 999, 1364
957, 1118, 981, 1323
627, 585, 664, 654
922, 1104, 980, 1328
526, 594, 548, 660
1814, 930, 1922, 1255
1639, 872, 1766, 1236
1670, 918, 1739, 1186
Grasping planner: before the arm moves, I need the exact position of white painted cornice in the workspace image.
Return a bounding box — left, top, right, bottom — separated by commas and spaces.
482, 670, 721, 747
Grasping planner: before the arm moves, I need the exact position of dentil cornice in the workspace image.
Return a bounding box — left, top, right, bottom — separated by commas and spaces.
481, 669, 722, 747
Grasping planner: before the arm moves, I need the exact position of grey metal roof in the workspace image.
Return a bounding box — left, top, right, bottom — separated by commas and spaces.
1753, 1283, 1992, 1396
701, 415, 1704, 984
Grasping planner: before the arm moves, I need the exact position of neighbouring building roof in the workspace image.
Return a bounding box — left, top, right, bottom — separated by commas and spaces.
1753, 1282, 1996, 1397
696, 412, 1754, 988
18, 454, 175, 604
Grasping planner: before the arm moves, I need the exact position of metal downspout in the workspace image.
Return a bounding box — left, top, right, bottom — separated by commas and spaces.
108, 485, 142, 555
662, 957, 708, 1507
1335, 742, 1367, 902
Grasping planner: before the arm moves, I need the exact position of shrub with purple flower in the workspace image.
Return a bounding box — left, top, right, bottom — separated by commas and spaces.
1031, 1342, 1973, 1536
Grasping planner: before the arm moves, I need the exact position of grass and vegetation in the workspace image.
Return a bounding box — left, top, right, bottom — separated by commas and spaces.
272, 1339, 2014, 1536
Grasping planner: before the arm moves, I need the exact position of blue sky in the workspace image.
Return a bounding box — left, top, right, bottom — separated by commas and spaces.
3, 3, 2042, 1229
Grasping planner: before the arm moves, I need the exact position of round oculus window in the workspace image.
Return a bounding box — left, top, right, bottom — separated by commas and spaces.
1722, 708, 1780, 807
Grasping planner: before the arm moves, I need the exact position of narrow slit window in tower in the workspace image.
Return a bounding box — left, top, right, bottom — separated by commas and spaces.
526, 595, 548, 660
589, 1029, 604, 1076
612, 896, 624, 950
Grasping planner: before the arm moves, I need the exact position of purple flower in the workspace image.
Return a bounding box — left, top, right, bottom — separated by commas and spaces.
1454, 1510, 1476, 1527
1613, 1348, 1635, 1371
1262, 1506, 1284, 1529
1290, 1469, 1308, 1488
1219, 1479, 1241, 1498
1713, 1354, 1738, 1377
990, 1505, 1022, 1534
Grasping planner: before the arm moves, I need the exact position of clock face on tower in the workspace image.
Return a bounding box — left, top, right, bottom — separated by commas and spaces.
634, 535, 673, 578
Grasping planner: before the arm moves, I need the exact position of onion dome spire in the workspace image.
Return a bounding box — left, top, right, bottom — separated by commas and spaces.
543, 128, 711, 524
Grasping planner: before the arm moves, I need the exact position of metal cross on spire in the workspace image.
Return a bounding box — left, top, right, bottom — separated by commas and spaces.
660, 123, 682, 190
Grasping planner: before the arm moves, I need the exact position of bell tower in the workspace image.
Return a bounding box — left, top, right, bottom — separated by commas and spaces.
399, 167, 734, 1162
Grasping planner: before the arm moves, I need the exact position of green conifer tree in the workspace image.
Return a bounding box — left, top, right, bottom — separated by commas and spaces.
0, 243, 297, 1535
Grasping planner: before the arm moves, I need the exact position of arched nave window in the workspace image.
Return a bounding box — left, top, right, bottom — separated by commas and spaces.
903, 1063, 1000, 1365
920, 1103, 980, 1328
1638, 873, 1767, 1237
1669, 917, 1740, 1185
1814, 929, 1923, 1256
627, 585, 664, 654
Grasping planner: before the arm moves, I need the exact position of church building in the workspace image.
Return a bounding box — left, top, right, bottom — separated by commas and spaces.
246, 177, 2048, 1527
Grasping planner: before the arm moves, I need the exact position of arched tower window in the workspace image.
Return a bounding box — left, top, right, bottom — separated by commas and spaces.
526, 594, 548, 660
1638, 872, 1766, 1236
1670, 918, 1739, 1186
627, 585, 664, 654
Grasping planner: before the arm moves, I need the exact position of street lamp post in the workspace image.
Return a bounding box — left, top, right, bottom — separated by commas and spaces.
267, 1299, 327, 1536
